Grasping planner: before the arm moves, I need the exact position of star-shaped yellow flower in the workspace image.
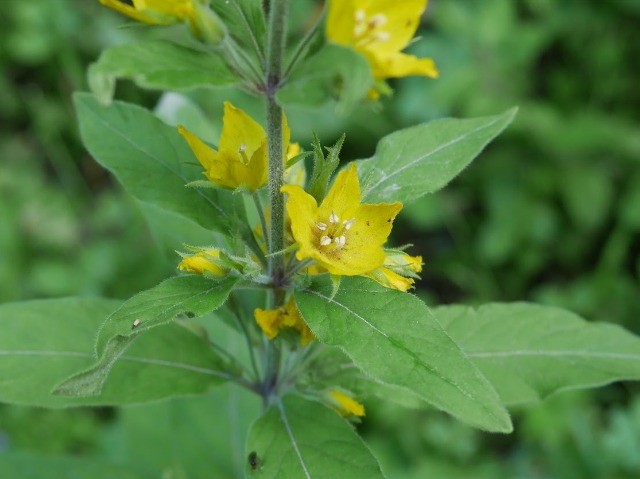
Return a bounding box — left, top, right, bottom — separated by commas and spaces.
326, 0, 438, 82
178, 249, 225, 276
179, 102, 299, 192
254, 298, 315, 345
282, 163, 402, 276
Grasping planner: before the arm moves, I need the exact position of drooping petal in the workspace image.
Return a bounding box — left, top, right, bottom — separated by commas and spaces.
219, 102, 266, 159
178, 125, 218, 171
318, 163, 362, 222
282, 184, 320, 260
370, 52, 439, 79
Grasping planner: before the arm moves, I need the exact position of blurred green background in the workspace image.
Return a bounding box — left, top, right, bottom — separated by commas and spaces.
1, 0, 639, 477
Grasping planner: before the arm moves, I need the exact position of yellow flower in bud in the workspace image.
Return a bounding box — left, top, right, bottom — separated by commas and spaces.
282, 163, 402, 276
330, 390, 366, 417
254, 298, 315, 345
178, 249, 225, 276
367, 251, 423, 292
99, 0, 224, 43
326, 0, 438, 96
179, 102, 299, 191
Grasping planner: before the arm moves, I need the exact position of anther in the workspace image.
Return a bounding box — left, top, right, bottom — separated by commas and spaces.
329, 212, 339, 224
238, 144, 247, 153
335, 235, 346, 248
316, 222, 328, 231
374, 32, 390, 42
369, 14, 388, 28
343, 218, 355, 230
320, 235, 332, 246
355, 9, 366, 23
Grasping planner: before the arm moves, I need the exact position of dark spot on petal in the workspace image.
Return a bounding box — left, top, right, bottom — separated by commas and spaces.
387, 218, 391, 223
366, 221, 370, 226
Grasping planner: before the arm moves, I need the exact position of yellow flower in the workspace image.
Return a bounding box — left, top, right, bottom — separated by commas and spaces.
178, 249, 225, 275
99, 0, 224, 42
330, 390, 366, 417
367, 252, 423, 292
282, 163, 402, 276
179, 102, 299, 191
326, 0, 438, 81
254, 298, 315, 345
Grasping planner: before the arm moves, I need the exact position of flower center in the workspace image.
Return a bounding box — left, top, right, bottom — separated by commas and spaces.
316, 212, 355, 250
353, 10, 390, 47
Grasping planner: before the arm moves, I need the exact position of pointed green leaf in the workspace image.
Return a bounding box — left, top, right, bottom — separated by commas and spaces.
278, 45, 374, 113
54, 275, 237, 397
0, 298, 231, 407
358, 108, 517, 205
105, 386, 261, 479
88, 40, 238, 104
437, 303, 640, 405
295, 277, 512, 433
75, 93, 244, 234
246, 394, 384, 478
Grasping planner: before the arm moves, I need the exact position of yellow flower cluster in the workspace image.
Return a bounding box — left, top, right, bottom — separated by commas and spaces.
330, 390, 366, 417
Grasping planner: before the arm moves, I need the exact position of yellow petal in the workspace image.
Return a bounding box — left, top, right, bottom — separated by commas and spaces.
178, 249, 225, 275
178, 125, 217, 171
219, 102, 266, 160
326, 0, 357, 45
367, 267, 414, 292
385, 252, 423, 273
318, 163, 361, 223
371, 52, 439, 80
330, 390, 366, 417
254, 308, 281, 340
364, 0, 427, 54
100, 0, 158, 23
281, 184, 320, 260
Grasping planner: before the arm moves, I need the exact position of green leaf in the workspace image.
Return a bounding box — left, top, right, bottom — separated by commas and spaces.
55, 275, 237, 398
436, 303, 640, 405
75, 92, 244, 234
104, 386, 261, 479
246, 394, 384, 478
358, 108, 518, 205
0, 453, 147, 479
211, 0, 267, 56
278, 44, 374, 114
88, 40, 238, 104
0, 298, 231, 407
295, 277, 512, 433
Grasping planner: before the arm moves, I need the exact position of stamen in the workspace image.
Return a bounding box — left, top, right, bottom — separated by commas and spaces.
369, 14, 388, 28
316, 222, 328, 231
320, 235, 332, 246
329, 211, 339, 224
355, 9, 366, 23
374, 32, 390, 42
238, 144, 247, 153
343, 218, 355, 230
335, 235, 346, 248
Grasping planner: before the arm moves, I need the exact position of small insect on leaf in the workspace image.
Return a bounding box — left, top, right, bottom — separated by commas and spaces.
248, 451, 260, 471
131, 319, 141, 330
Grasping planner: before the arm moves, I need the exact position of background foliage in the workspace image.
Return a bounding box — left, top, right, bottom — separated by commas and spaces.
1, 0, 639, 477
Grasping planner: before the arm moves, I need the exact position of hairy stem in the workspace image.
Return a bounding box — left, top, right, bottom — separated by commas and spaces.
260, 0, 290, 406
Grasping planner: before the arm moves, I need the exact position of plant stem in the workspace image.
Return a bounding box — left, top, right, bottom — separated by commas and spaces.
252, 191, 270, 253
260, 0, 290, 407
